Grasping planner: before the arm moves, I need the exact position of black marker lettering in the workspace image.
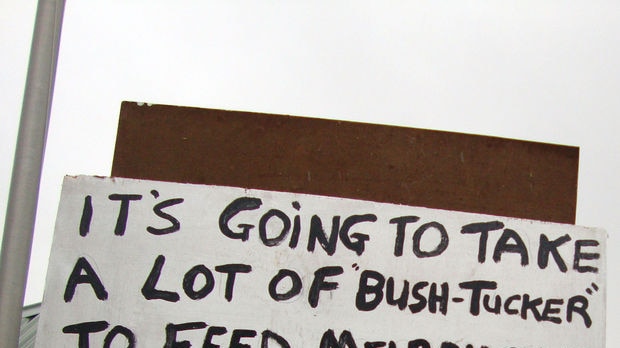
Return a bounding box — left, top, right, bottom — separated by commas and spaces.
542, 298, 564, 324
141, 255, 180, 302
269, 269, 302, 301
389, 216, 419, 257
538, 234, 571, 272
461, 221, 504, 263
355, 270, 385, 311
339, 214, 376, 256
219, 197, 262, 241
164, 321, 207, 348
147, 197, 184, 235
103, 326, 136, 348
62, 321, 109, 348
203, 326, 227, 348
412, 222, 449, 258
441, 342, 459, 348
319, 329, 357, 348
482, 294, 501, 314
259, 209, 291, 246
428, 282, 449, 315
230, 329, 257, 348
364, 342, 386, 348
215, 264, 252, 302
108, 194, 142, 236
459, 280, 497, 316
440, 343, 458, 348
309, 266, 344, 308
504, 294, 521, 315
493, 229, 528, 266
307, 216, 339, 256
79, 195, 93, 237
520, 294, 543, 321
289, 201, 302, 249
386, 277, 409, 310
407, 339, 430, 348
366, 342, 396, 348
261, 330, 291, 348
408, 282, 429, 314
567, 295, 592, 328
574, 240, 600, 273
64, 257, 108, 302
182, 265, 215, 300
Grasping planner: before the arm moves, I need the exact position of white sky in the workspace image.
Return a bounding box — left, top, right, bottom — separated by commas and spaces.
2, 0, 619, 345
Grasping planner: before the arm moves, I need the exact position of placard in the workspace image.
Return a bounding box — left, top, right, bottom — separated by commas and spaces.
36, 176, 606, 347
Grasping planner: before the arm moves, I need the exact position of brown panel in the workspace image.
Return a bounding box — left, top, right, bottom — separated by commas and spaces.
112, 102, 579, 224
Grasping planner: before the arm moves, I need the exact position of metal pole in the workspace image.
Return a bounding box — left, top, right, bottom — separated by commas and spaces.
0, 0, 65, 346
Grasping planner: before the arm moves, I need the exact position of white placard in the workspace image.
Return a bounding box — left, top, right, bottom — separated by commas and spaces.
36, 176, 606, 348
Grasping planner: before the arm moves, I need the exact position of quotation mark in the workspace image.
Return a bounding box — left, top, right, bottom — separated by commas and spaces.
585, 282, 599, 295
352, 263, 360, 271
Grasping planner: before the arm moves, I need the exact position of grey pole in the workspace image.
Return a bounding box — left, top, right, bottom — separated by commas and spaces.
0, 0, 65, 346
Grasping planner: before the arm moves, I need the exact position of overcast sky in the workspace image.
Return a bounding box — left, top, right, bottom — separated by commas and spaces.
2, 0, 619, 345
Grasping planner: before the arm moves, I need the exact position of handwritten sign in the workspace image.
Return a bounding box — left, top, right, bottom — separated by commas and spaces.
36, 176, 606, 347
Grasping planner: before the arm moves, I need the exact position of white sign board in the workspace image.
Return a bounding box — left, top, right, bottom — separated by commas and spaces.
36, 176, 606, 348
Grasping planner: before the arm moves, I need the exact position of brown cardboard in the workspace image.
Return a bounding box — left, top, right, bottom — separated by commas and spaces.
112, 102, 578, 224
